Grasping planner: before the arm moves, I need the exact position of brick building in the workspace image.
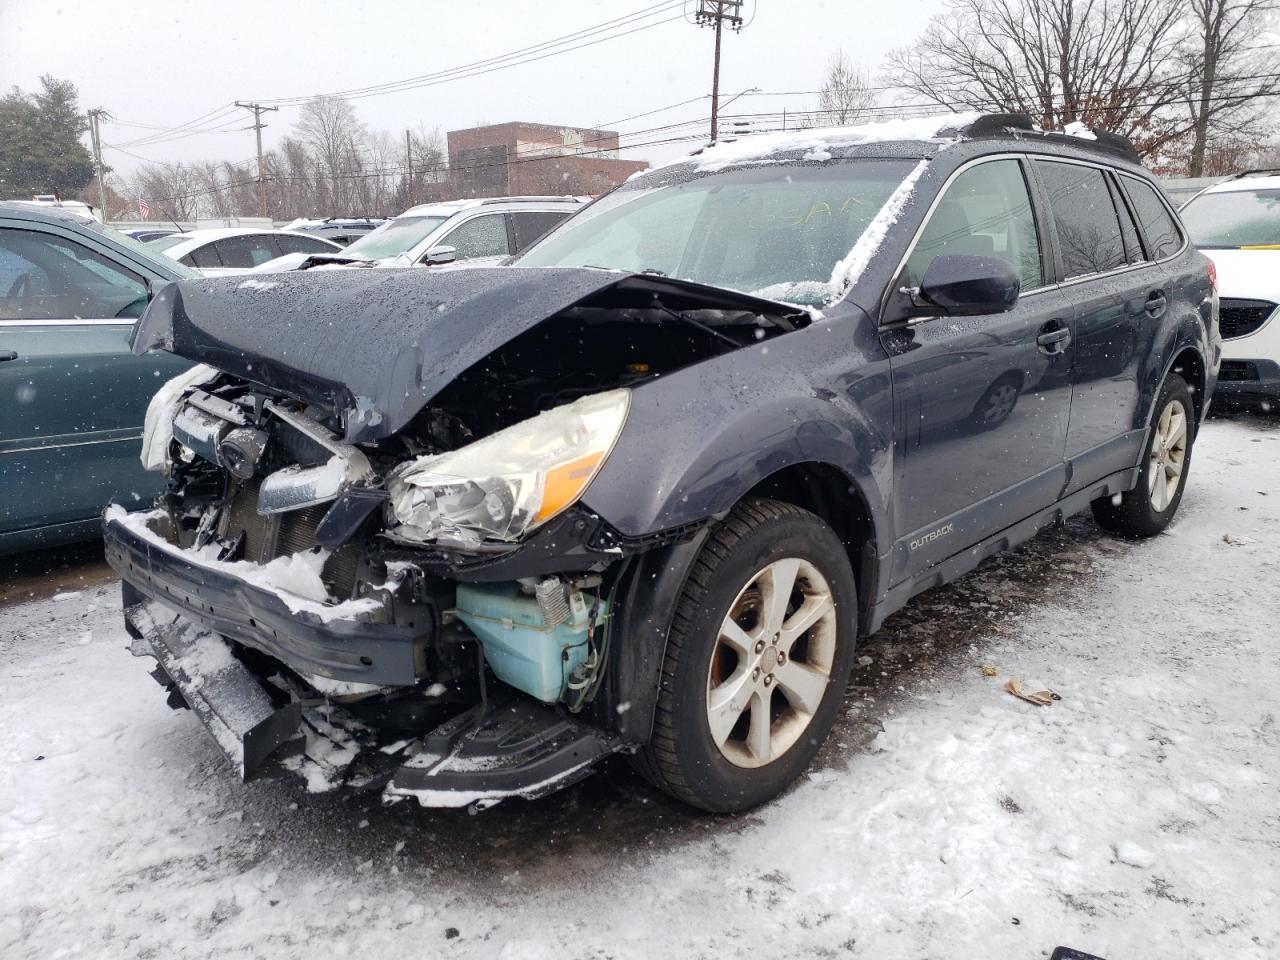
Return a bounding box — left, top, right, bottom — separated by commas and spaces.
447, 122, 649, 198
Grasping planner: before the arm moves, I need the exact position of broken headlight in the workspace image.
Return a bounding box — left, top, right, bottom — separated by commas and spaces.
386, 389, 630, 545
139, 364, 219, 473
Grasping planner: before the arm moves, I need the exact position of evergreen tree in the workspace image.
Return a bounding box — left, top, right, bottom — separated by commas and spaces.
0, 75, 95, 199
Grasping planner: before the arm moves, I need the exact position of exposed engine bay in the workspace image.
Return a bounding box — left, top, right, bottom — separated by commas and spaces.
108, 265, 808, 807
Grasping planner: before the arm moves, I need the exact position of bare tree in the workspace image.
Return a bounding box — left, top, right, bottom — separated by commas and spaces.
294, 95, 367, 214
129, 162, 202, 221
886, 0, 1188, 155
818, 50, 876, 125
1180, 0, 1279, 176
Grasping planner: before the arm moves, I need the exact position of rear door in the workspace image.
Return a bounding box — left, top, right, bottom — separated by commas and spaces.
510, 210, 573, 254
883, 157, 1075, 582
1031, 159, 1164, 490
0, 222, 188, 542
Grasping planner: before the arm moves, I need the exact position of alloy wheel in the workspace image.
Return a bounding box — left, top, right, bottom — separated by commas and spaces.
706, 557, 838, 769
1148, 398, 1188, 512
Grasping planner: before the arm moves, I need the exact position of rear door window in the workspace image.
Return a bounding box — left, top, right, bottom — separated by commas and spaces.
209, 234, 280, 268
0, 227, 149, 320
905, 158, 1044, 291
1034, 161, 1127, 279
511, 211, 571, 252
438, 214, 511, 260
1121, 176, 1184, 259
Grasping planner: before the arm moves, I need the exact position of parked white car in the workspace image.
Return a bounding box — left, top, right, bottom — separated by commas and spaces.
148, 228, 342, 276
252, 196, 587, 273
1181, 171, 1280, 401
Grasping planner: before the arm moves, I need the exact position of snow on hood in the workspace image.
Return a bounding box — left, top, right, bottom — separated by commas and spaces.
130, 266, 802, 443
657, 112, 981, 174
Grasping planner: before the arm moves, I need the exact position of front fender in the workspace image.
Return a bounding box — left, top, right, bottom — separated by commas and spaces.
580, 308, 895, 557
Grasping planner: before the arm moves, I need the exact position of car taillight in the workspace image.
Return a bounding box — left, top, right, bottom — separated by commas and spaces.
1206, 259, 1218, 293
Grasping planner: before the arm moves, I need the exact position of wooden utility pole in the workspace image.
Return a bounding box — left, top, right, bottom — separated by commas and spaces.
235, 101, 279, 219
405, 129, 413, 205
86, 108, 108, 222
694, 1, 745, 143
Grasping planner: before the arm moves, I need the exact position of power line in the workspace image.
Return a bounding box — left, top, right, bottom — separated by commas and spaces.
253, 2, 686, 105
131, 82, 1280, 207
110, 104, 241, 148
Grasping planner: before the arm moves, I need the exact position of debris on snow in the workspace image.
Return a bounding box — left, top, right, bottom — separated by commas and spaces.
1222, 533, 1259, 545
1003, 678, 1059, 706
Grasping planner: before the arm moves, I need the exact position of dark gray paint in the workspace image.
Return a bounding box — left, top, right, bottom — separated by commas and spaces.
132, 266, 801, 443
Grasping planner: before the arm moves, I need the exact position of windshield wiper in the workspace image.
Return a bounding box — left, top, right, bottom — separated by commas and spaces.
649, 297, 743, 350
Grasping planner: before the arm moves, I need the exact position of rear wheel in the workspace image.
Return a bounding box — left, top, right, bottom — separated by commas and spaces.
1091, 372, 1195, 538
633, 498, 857, 812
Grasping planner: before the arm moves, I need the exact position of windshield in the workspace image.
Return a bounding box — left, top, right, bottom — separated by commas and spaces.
344, 214, 449, 260
1181, 188, 1280, 248
515, 160, 917, 304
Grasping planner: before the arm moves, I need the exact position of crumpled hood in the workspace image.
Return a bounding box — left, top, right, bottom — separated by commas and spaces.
133, 265, 797, 443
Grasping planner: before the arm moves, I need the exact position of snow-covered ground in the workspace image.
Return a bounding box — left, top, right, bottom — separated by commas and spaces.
1, 414, 1277, 960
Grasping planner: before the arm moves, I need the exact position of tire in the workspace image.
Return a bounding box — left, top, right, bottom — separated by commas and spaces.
632, 498, 857, 812
1091, 372, 1195, 538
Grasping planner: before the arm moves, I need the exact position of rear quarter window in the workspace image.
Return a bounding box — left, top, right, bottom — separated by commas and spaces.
1121, 176, 1184, 259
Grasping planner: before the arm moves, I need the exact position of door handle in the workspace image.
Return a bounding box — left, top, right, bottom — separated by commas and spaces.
0, 350, 18, 362
1036, 322, 1071, 354
1145, 292, 1167, 317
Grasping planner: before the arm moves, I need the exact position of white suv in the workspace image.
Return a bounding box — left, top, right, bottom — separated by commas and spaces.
1181, 171, 1280, 401
328, 196, 585, 268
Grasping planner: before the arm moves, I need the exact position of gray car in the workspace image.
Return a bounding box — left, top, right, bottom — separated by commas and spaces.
106, 114, 1217, 812
0, 203, 193, 553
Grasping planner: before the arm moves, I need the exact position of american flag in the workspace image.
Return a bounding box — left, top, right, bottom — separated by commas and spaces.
138, 198, 151, 220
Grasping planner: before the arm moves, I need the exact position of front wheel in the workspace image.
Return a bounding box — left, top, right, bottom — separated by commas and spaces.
1091, 372, 1195, 538
633, 498, 857, 812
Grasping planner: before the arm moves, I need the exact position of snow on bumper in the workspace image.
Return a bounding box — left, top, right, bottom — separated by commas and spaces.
103, 506, 423, 686
126, 605, 301, 779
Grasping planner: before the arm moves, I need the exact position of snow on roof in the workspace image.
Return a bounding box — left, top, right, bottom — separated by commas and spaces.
657, 112, 983, 174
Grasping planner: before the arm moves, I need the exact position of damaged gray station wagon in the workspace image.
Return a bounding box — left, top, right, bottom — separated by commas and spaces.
107, 113, 1218, 812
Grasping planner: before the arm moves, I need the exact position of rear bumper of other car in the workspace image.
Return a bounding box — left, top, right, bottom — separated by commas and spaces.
103, 509, 423, 686
1215, 358, 1280, 400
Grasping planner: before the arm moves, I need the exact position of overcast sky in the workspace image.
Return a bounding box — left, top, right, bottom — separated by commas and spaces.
0, 0, 948, 177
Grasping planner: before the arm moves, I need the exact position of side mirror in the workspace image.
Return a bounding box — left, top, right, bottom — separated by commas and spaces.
917, 254, 1020, 316
422, 245, 457, 266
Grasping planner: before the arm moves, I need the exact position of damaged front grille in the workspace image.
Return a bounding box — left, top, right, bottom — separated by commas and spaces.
219, 480, 362, 599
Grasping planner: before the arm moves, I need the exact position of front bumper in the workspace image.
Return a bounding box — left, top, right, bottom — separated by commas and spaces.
103, 509, 423, 686
122, 597, 618, 804
1215, 358, 1280, 400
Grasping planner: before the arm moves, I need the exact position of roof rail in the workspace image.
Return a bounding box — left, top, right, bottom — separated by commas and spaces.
960, 112, 1140, 163
1230, 168, 1280, 179
478, 196, 587, 205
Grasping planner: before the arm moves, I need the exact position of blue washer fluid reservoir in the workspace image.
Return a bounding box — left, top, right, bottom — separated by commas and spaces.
454, 582, 604, 703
